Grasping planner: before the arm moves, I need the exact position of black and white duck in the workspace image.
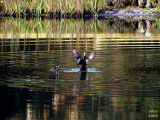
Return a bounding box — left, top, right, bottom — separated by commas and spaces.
72, 49, 96, 71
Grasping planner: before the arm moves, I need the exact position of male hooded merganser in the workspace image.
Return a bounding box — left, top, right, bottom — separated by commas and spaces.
72, 49, 96, 71
50, 64, 61, 71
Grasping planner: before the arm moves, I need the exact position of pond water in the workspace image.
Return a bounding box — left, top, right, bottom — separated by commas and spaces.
0, 18, 160, 119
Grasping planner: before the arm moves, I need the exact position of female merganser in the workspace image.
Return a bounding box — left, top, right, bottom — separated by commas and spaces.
50, 64, 61, 71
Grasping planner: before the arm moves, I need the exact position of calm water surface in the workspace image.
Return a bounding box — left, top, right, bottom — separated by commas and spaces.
0, 18, 160, 120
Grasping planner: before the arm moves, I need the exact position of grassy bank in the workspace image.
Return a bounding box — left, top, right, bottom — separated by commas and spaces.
0, 0, 160, 18
0, 0, 108, 18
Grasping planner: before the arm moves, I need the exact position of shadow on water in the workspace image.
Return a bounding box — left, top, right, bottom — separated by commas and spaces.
0, 18, 160, 119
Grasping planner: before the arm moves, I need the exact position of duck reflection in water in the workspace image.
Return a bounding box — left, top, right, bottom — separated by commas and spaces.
72, 49, 96, 80
78, 71, 88, 80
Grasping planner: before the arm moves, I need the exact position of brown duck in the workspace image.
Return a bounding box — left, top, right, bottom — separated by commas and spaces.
50, 64, 61, 71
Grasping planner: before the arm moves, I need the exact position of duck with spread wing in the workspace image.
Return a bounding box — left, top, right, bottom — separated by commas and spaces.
72, 49, 96, 71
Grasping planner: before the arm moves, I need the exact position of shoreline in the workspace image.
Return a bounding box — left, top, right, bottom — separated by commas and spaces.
0, 8, 160, 20
99, 8, 160, 20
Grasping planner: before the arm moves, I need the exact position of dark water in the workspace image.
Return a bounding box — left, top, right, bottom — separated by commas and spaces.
0, 18, 160, 120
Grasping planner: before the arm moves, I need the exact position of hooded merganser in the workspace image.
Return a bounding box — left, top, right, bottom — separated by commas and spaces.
72, 49, 96, 71
50, 64, 61, 71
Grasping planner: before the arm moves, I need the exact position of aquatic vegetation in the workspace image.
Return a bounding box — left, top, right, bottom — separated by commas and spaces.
0, 0, 159, 18
1, 0, 105, 17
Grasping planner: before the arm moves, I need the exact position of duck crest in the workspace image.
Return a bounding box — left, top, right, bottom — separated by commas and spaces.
72, 49, 96, 71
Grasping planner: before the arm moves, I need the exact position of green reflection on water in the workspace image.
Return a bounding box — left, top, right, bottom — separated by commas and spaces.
1, 18, 160, 53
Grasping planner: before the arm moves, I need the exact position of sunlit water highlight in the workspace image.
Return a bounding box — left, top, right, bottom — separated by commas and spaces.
51, 68, 102, 72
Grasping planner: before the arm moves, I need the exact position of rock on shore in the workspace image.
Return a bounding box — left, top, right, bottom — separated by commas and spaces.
99, 8, 160, 20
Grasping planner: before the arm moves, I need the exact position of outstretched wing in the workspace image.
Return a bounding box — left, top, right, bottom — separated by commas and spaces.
87, 51, 96, 60
72, 49, 81, 59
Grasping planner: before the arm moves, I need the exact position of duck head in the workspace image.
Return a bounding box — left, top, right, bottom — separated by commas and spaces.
51, 64, 61, 71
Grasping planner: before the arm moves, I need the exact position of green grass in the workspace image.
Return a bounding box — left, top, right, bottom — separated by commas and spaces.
0, 0, 117, 16
0, 0, 159, 17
